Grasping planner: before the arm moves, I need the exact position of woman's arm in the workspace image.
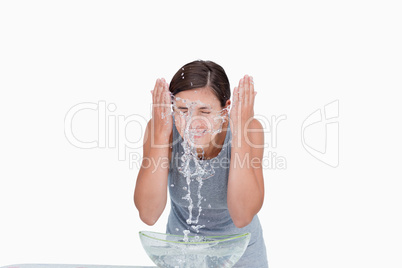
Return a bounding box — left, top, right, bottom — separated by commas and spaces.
228, 119, 265, 228
227, 75, 265, 228
134, 78, 172, 226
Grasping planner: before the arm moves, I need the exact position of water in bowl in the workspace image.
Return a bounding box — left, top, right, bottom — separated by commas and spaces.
139, 231, 250, 268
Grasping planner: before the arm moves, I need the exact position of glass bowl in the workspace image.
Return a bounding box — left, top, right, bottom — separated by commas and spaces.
139, 231, 251, 268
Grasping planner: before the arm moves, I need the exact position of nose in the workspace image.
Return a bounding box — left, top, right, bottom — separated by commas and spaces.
188, 117, 208, 130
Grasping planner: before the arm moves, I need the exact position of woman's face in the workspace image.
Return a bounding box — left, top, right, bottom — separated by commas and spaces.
172, 87, 229, 148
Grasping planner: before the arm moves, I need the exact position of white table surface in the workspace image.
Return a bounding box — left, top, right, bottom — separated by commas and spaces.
0, 264, 157, 268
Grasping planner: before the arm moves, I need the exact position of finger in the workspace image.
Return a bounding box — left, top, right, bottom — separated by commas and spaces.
239, 77, 245, 120
238, 77, 244, 104
244, 75, 250, 105
161, 79, 168, 113
163, 81, 170, 112
160, 78, 166, 100
157, 78, 164, 106
249, 75, 255, 106
165, 81, 172, 113
153, 78, 159, 105
152, 79, 160, 117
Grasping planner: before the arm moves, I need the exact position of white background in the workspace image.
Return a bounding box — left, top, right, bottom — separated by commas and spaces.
1, 0, 401, 267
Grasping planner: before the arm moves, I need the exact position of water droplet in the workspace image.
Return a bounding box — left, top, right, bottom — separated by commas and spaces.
183, 230, 190, 242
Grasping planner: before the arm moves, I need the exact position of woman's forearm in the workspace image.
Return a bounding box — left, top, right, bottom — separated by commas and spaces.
134, 143, 170, 226
228, 135, 263, 228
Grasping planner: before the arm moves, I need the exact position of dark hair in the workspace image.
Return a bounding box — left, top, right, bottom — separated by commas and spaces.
169, 60, 231, 108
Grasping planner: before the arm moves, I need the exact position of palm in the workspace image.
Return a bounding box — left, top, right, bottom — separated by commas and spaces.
151, 78, 173, 143
230, 75, 256, 128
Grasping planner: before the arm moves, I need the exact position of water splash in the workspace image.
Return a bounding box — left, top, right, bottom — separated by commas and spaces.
172, 94, 228, 236
183, 229, 190, 242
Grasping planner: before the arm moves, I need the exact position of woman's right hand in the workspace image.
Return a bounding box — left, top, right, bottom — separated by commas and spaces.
151, 78, 173, 145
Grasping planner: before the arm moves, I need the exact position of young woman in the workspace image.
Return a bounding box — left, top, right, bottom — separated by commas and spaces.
134, 60, 268, 267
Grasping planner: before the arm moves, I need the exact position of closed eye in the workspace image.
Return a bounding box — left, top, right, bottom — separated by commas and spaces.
176, 107, 188, 113
175, 107, 211, 115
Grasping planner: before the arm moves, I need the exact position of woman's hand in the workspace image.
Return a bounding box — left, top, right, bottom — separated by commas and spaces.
230, 75, 257, 138
151, 78, 173, 145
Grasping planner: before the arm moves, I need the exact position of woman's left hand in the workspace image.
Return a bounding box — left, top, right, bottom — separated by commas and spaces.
230, 75, 257, 136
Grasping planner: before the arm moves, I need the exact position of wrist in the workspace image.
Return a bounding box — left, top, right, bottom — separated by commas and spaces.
151, 135, 171, 148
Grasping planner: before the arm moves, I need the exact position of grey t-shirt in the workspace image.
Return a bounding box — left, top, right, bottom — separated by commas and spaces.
166, 115, 269, 268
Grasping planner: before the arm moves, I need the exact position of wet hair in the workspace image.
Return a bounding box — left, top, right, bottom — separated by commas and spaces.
169, 60, 231, 108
